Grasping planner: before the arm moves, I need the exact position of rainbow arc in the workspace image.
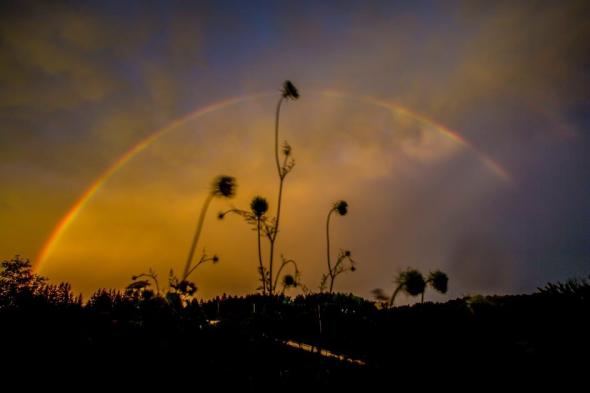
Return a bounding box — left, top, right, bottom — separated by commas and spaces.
35, 90, 510, 271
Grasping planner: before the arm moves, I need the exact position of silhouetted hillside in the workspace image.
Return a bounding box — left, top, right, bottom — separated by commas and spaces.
1, 256, 588, 386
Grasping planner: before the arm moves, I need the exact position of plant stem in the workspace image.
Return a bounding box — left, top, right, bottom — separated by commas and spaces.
269, 178, 285, 295
149, 272, 160, 295
389, 284, 403, 308
273, 258, 297, 291
421, 279, 431, 303
326, 209, 335, 293
257, 218, 266, 295
185, 254, 211, 280
182, 193, 214, 281
269, 96, 285, 295
274, 97, 285, 177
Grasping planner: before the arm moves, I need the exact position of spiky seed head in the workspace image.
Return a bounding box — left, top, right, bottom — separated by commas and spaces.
283, 274, 297, 288
211, 175, 236, 198
282, 80, 299, 100
429, 270, 449, 294
396, 269, 425, 297
334, 200, 348, 216
250, 196, 269, 218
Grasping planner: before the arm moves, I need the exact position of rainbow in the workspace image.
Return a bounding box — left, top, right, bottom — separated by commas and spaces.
318, 90, 512, 181
34, 92, 273, 270
35, 90, 511, 271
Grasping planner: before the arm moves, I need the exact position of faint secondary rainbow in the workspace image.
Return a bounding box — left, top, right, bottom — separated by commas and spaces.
35, 89, 511, 271
34, 92, 272, 270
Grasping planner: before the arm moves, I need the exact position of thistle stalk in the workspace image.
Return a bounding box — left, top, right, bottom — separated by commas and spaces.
182, 175, 235, 282
268, 81, 298, 295
183, 193, 214, 281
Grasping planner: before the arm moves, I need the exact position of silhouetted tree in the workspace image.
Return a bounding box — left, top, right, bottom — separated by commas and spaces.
181, 175, 235, 281
87, 288, 123, 312
41, 282, 81, 306
537, 276, 590, 298
0, 255, 46, 308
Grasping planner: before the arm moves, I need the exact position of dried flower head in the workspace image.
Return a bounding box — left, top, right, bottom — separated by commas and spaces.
211, 175, 236, 198
250, 196, 269, 218
283, 274, 297, 288
282, 141, 292, 157
397, 269, 425, 297
429, 270, 449, 294
281, 80, 299, 100
334, 200, 348, 216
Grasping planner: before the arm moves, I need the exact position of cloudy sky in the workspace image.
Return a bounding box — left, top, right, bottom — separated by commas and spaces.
1, 0, 589, 301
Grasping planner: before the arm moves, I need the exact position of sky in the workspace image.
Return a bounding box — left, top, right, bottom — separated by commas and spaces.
1, 0, 589, 301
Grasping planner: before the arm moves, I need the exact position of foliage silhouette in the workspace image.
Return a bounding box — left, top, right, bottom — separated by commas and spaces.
1, 255, 589, 385
537, 276, 590, 299
0, 255, 46, 308
4, 80, 587, 385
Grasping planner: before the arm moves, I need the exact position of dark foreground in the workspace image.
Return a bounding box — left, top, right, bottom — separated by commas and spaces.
1, 262, 588, 386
